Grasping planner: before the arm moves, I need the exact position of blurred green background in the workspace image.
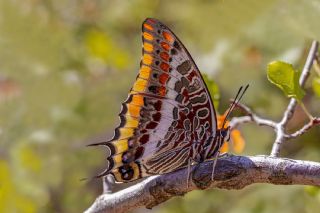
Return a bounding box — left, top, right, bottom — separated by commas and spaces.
0, 0, 320, 212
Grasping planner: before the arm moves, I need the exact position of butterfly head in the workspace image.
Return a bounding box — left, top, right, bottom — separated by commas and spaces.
219, 125, 231, 142
218, 84, 249, 146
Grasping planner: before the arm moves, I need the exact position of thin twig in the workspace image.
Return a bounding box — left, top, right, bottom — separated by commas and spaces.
270, 40, 319, 157
230, 103, 277, 130
285, 117, 320, 139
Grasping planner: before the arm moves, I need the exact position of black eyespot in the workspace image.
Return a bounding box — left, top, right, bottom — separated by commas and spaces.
155, 61, 160, 65
157, 30, 161, 34
173, 41, 181, 50
118, 165, 134, 180
156, 50, 160, 54
148, 85, 157, 93
171, 49, 177, 55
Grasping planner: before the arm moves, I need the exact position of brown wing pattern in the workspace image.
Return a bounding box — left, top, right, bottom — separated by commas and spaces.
90, 18, 217, 182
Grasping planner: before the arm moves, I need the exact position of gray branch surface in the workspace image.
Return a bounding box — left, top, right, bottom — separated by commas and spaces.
85, 155, 320, 213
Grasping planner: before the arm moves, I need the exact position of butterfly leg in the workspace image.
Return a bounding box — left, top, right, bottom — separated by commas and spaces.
211, 151, 220, 181
219, 152, 231, 158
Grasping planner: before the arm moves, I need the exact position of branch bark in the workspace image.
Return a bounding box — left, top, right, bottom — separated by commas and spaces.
85, 155, 320, 213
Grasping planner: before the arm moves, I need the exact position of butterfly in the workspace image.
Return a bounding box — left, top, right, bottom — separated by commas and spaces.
89, 18, 248, 183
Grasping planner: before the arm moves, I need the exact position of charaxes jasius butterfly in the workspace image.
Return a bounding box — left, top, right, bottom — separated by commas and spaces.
89, 18, 248, 183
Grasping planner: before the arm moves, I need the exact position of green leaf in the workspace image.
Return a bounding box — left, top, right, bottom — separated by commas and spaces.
312, 77, 320, 97
202, 73, 220, 109
267, 61, 305, 101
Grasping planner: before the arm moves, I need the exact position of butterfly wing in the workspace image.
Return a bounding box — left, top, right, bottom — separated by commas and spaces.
91, 18, 217, 182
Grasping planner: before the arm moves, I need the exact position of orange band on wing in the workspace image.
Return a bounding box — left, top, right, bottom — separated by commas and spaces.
128, 104, 141, 117
139, 66, 151, 79
111, 139, 129, 153
143, 23, 154, 31
143, 32, 153, 41
132, 78, 148, 92
131, 95, 144, 106
163, 31, 174, 43
119, 128, 134, 138
161, 42, 170, 51
113, 153, 123, 164
124, 115, 139, 128
143, 42, 153, 52
142, 54, 153, 65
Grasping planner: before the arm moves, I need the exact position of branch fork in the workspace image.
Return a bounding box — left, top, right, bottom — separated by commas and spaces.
231, 41, 320, 157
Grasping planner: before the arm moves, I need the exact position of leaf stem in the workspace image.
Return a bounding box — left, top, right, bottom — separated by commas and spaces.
314, 53, 320, 76
299, 102, 313, 120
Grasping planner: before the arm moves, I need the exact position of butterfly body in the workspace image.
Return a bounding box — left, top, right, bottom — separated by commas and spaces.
91, 18, 229, 183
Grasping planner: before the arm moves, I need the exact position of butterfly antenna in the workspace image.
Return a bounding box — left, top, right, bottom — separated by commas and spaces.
221, 84, 249, 128
221, 86, 243, 128
228, 84, 249, 116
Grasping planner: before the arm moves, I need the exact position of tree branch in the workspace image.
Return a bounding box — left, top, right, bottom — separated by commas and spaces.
85, 155, 320, 213
230, 102, 277, 130
286, 117, 320, 139
270, 40, 319, 157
